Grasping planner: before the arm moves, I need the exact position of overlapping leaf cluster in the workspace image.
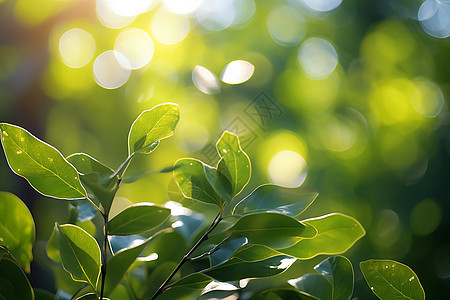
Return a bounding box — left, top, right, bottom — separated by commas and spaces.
0, 103, 426, 300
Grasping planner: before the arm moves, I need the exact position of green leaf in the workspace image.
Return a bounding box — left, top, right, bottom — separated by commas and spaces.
289, 256, 354, 300
216, 131, 251, 197
203, 164, 232, 203
104, 236, 154, 294
108, 203, 171, 235
227, 212, 317, 249
231, 244, 282, 262
173, 158, 223, 207
128, 103, 180, 155
258, 289, 319, 300
0, 192, 35, 271
166, 273, 213, 290
55, 223, 101, 291
360, 260, 425, 300
203, 255, 296, 281
34, 289, 54, 300
210, 237, 247, 266
233, 184, 318, 217
76, 293, 109, 300
66, 153, 114, 180
0, 257, 34, 300
280, 213, 365, 259
46, 227, 60, 263
0, 123, 87, 200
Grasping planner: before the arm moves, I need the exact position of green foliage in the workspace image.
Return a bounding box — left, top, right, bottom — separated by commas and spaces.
360, 260, 425, 300
0, 192, 35, 271
0, 104, 426, 300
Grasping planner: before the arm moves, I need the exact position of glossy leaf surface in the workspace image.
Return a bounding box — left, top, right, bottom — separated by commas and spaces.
0, 123, 86, 199
280, 213, 365, 259
166, 273, 213, 290
0, 192, 35, 271
173, 158, 223, 206
216, 131, 251, 197
233, 184, 317, 217
0, 257, 34, 300
108, 203, 171, 235
203, 164, 232, 203
290, 256, 354, 300
55, 224, 101, 290
66, 153, 114, 179
203, 255, 296, 281
227, 212, 316, 249
231, 244, 282, 262
360, 260, 425, 300
128, 103, 179, 155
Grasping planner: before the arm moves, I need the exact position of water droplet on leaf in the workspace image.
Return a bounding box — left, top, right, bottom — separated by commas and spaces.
2, 131, 8, 137
409, 276, 414, 281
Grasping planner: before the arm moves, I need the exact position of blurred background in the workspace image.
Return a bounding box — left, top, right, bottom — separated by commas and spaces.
0, 0, 449, 298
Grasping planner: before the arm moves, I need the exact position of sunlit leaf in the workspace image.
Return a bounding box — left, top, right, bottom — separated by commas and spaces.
66, 153, 114, 180
128, 103, 180, 155
203, 255, 296, 281
0, 257, 34, 300
166, 273, 213, 290
46, 227, 60, 263
203, 164, 232, 203
227, 212, 317, 249
108, 203, 171, 235
233, 184, 318, 217
231, 244, 282, 262
0, 123, 87, 200
360, 259, 425, 300
216, 131, 251, 197
104, 236, 153, 294
55, 223, 101, 291
280, 213, 365, 259
289, 255, 354, 300
0, 192, 35, 271
173, 158, 223, 207
141, 262, 178, 299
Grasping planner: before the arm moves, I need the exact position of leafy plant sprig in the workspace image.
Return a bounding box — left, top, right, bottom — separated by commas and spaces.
0, 103, 425, 300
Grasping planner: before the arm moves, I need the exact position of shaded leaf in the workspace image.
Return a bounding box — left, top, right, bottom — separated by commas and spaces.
210, 237, 247, 266
233, 184, 317, 217
0, 192, 35, 271
227, 212, 316, 249
173, 158, 223, 207
203, 255, 296, 281
289, 256, 354, 300
0, 123, 86, 200
203, 164, 232, 203
280, 213, 365, 259
360, 259, 425, 300
104, 236, 154, 294
216, 131, 251, 197
128, 103, 180, 155
258, 289, 319, 300
198, 289, 240, 300
166, 273, 213, 290
76, 293, 109, 300
46, 227, 60, 263
0, 257, 34, 300
34, 289, 54, 300
55, 224, 101, 291
108, 203, 171, 235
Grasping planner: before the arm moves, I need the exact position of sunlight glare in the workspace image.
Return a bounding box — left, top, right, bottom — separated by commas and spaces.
59, 28, 95, 68
162, 0, 203, 14
268, 150, 307, 188
151, 8, 190, 45
93, 50, 131, 89
97, 0, 135, 29
196, 0, 235, 31
192, 65, 220, 94
105, 0, 156, 17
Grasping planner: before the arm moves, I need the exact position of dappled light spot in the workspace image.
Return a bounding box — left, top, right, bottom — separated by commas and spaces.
410, 198, 442, 236
202, 281, 239, 294
162, 0, 203, 14
114, 28, 154, 70
298, 37, 338, 80
196, 0, 235, 31
418, 0, 450, 38
59, 29, 95, 68
267, 5, 305, 46
373, 209, 401, 248
411, 78, 444, 118
164, 201, 192, 216
97, 0, 136, 29
230, 0, 255, 29
104, 0, 156, 17
317, 115, 357, 152
268, 150, 307, 188
137, 253, 158, 262
221, 60, 254, 84
93, 50, 131, 89
192, 65, 220, 94
302, 0, 342, 12
151, 8, 190, 45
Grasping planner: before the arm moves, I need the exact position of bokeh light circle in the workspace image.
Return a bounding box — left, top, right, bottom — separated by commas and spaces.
114, 28, 154, 69
105, 0, 155, 17
268, 150, 307, 188
97, 0, 136, 29
418, 0, 450, 38
196, 0, 235, 31
162, 0, 203, 14
151, 8, 190, 45
59, 28, 96, 68
302, 0, 342, 12
221, 60, 255, 84
267, 5, 305, 46
192, 65, 220, 94
298, 37, 338, 80
411, 78, 444, 118
93, 50, 131, 89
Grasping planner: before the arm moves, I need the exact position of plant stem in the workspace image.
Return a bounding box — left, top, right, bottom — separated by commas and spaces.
150, 211, 222, 300
100, 213, 109, 300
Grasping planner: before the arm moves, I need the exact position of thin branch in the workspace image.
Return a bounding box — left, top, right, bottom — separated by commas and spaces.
188, 236, 230, 262
99, 214, 109, 300
150, 211, 223, 300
